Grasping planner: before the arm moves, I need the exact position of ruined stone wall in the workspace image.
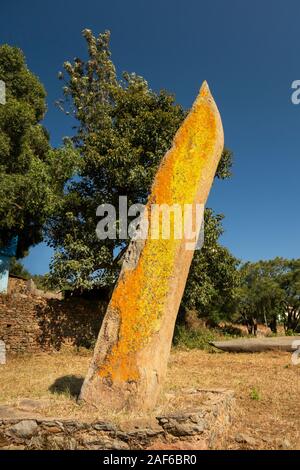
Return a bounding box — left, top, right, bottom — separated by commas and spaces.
0, 389, 235, 450
0, 278, 107, 354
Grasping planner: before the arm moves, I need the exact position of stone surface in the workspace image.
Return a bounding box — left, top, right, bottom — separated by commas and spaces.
80, 82, 224, 412
212, 336, 300, 352
93, 422, 117, 432
163, 421, 205, 437
0, 405, 20, 419
9, 419, 38, 438
17, 399, 50, 411
274, 438, 292, 449
0, 388, 234, 450
0, 340, 5, 364
0, 276, 107, 353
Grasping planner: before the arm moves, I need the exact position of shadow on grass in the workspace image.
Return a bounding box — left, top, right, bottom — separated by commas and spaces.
49, 375, 84, 398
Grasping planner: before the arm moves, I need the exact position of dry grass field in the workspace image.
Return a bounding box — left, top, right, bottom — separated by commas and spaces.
0, 346, 299, 449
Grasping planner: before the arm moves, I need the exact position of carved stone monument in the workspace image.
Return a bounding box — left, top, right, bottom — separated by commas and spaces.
80, 82, 224, 412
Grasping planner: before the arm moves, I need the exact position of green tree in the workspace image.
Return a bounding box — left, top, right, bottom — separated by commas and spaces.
238, 261, 283, 334
236, 257, 300, 334
0, 45, 78, 258
279, 259, 300, 332
47, 30, 234, 299
30, 273, 52, 291
9, 257, 30, 279
181, 209, 241, 323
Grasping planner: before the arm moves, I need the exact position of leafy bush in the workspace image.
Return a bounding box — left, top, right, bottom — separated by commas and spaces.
173, 325, 217, 351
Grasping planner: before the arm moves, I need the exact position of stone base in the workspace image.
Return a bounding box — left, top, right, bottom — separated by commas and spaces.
0, 389, 234, 450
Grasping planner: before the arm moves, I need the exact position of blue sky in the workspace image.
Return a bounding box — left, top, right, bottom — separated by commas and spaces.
1, 0, 300, 274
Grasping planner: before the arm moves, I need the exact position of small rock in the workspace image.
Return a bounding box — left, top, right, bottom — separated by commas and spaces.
45, 426, 62, 434
93, 422, 116, 432
158, 418, 168, 425
83, 437, 128, 450
166, 421, 205, 436
0, 405, 19, 419
115, 431, 129, 441
63, 420, 85, 431
9, 420, 38, 438
127, 428, 162, 438
280, 439, 291, 449
235, 433, 257, 446
40, 420, 61, 427
48, 435, 77, 450
110, 439, 130, 450
18, 399, 50, 412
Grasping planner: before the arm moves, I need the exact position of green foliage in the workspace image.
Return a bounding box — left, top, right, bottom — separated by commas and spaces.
47, 29, 234, 296
31, 273, 51, 291
250, 387, 261, 401
215, 147, 233, 179
0, 45, 79, 258
173, 324, 217, 351
182, 209, 241, 320
237, 258, 300, 333
173, 323, 241, 350
279, 259, 300, 332
9, 257, 30, 279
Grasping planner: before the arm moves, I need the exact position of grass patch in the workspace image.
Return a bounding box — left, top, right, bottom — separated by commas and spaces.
0, 345, 299, 448
250, 387, 261, 401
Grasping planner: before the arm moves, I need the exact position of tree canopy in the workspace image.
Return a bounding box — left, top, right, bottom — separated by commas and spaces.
2, 34, 298, 334
237, 258, 300, 333
0, 45, 78, 258
47, 29, 234, 298
182, 209, 240, 322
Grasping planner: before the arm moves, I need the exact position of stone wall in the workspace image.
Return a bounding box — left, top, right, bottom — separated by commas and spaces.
0, 389, 235, 450
0, 277, 107, 354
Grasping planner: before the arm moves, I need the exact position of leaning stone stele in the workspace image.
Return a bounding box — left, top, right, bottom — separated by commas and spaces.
80, 81, 224, 412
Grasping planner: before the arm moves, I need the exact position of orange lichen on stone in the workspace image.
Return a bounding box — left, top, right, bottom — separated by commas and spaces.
98, 83, 219, 382
80, 81, 224, 411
